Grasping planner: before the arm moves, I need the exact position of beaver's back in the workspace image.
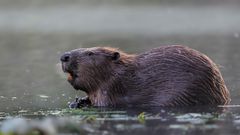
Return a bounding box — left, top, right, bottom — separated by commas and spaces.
131, 45, 230, 106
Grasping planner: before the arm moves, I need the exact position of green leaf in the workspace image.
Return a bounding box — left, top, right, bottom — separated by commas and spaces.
137, 112, 146, 124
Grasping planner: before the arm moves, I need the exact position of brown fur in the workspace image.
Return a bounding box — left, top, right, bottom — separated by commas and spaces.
61, 45, 231, 107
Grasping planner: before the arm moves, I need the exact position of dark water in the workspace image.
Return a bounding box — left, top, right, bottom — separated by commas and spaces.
0, 0, 240, 134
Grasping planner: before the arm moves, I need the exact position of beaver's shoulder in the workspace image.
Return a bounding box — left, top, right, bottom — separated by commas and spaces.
137, 45, 212, 67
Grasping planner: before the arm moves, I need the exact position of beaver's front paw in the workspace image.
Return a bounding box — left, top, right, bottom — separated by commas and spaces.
68, 96, 91, 109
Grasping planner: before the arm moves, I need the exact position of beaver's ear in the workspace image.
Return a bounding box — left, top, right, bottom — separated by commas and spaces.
112, 52, 120, 61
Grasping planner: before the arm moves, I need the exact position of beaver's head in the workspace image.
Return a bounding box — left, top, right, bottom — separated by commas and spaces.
60, 47, 131, 93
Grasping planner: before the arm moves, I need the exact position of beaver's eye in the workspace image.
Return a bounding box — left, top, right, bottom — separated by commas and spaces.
87, 51, 94, 56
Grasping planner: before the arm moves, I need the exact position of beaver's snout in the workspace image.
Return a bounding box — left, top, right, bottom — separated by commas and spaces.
60, 52, 71, 62
60, 52, 72, 73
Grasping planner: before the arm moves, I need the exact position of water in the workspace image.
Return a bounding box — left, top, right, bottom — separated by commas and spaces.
0, 0, 240, 134
1, 106, 240, 135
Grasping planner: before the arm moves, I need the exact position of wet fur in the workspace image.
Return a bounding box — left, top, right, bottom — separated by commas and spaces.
62, 45, 230, 107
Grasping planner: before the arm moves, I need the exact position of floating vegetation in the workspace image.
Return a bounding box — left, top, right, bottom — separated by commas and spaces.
137, 112, 146, 124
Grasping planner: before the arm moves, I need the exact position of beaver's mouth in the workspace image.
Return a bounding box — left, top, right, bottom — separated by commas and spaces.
61, 63, 77, 81
61, 62, 83, 91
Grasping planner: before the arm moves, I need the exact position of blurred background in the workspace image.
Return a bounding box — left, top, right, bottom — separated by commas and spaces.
0, 0, 240, 111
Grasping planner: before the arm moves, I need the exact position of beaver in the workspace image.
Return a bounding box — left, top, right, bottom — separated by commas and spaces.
60, 45, 230, 108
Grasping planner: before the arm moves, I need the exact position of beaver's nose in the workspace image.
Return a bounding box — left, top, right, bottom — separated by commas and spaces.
61, 52, 71, 62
